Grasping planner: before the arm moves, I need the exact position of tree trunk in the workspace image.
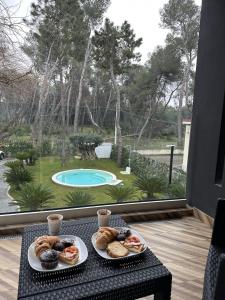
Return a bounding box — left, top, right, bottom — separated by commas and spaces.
66, 74, 73, 128
102, 88, 112, 124
74, 33, 92, 133
59, 63, 66, 166
137, 109, 152, 145
177, 87, 184, 147
85, 102, 103, 132
110, 62, 122, 166
177, 54, 193, 146
34, 46, 58, 144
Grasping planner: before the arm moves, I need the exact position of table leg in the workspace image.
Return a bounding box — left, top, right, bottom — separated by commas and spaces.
154, 287, 171, 300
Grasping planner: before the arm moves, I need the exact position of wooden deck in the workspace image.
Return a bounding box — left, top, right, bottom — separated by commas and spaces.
0, 216, 212, 300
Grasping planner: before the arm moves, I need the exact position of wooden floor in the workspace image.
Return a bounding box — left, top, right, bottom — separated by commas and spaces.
0, 217, 212, 300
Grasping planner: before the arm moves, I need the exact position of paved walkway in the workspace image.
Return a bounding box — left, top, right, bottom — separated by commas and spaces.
0, 159, 18, 213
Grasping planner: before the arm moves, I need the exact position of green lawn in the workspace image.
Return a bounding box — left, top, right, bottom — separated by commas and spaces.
25, 157, 138, 208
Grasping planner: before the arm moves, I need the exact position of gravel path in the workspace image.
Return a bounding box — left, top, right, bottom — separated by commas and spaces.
0, 159, 18, 213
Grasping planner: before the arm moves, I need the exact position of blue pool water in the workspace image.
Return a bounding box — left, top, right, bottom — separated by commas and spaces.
52, 169, 116, 187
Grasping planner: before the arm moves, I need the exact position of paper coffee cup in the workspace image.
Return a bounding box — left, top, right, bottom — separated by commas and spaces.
97, 209, 111, 227
47, 214, 63, 235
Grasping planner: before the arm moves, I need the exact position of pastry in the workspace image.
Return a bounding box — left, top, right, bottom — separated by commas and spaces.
96, 227, 119, 250
116, 229, 131, 241
116, 233, 127, 241
35, 242, 51, 257
59, 245, 79, 265
52, 241, 65, 252
39, 249, 59, 269
122, 235, 144, 253
106, 241, 129, 258
61, 238, 74, 248
34, 235, 60, 257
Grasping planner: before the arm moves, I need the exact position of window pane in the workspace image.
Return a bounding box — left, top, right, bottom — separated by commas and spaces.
0, 0, 201, 213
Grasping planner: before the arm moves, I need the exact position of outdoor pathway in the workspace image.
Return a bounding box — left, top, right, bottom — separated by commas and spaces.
0, 159, 18, 213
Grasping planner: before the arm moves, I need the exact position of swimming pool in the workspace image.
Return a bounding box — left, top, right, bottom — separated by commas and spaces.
52, 169, 118, 187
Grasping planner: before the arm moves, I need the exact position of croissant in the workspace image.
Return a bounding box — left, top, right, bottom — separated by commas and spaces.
96, 227, 119, 250
35, 242, 51, 257
34, 235, 60, 257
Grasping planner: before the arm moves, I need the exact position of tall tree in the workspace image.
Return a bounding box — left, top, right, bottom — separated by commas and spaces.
73, 0, 110, 133
129, 43, 182, 144
160, 0, 200, 145
92, 18, 142, 164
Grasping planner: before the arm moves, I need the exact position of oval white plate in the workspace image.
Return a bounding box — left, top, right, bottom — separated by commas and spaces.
91, 227, 148, 260
28, 235, 88, 272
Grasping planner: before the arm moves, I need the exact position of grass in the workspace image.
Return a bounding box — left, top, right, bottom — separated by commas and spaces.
11, 157, 139, 209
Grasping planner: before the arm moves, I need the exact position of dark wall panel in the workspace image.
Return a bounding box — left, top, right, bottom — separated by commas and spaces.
187, 0, 225, 217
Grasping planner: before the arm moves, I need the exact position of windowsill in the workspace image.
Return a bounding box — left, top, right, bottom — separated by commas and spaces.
0, 199, 187, 226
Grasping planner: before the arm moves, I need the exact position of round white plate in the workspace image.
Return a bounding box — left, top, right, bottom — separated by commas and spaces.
28, 235, 88, 272
91, 227, 148, 260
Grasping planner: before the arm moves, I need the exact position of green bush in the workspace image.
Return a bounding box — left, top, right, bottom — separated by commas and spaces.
134, 176, 167, 200
14, 183, 54, 211
4, 166, 33, 190
53, 139, 72, 158
10, 126, 31, 136
5, 141, 33, 156
16, 152, 30, 165
37, 140, 52, 156
70, 134, 103, 160
5, 160, 23, 169
168, 181, 186, 198
105, 185, 136, 203
70, 134, 103, 148
111, 145, 129, 168
64, 191, 94, 207
27, 149, 38, 165
130, 152, 169, 178
15, 150, 38, 166
112, 146, 186, 186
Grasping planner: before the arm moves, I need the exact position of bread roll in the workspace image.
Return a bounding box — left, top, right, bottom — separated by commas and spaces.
95, 227, 119, 250
107, 241, 129, 258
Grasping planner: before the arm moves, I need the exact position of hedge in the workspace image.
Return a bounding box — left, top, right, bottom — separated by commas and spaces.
111, 145, 186, 184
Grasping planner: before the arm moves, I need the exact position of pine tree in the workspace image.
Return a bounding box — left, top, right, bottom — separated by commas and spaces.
92, 18, 142, 165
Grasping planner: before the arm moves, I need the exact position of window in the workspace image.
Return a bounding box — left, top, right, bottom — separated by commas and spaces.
0, 0, 201, 214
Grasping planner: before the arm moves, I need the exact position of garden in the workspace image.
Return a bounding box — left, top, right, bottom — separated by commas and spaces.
2, 134, 186, 212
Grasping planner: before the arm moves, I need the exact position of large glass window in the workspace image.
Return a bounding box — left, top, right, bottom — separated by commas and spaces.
0, 0, 201, 213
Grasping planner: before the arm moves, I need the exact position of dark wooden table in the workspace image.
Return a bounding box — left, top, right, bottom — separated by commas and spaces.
17, 215, 172, 300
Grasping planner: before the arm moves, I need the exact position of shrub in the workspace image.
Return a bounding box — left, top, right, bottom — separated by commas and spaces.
64, 191, 94, 207
4, 166, 33, 190
37, 140, 52, 156
5, 160, 23, 169
16, 152, 30, 165
134, 176, 167, 200
70, 134, 103, 148
130, 152, 169, 178
5, 141, 33, 156
70, 134, 103, 160
168, 181, 186, 198
10, 126, 31, 136
105, 185, 136, 203
27, 149, 38, 165
14, 183, 54, 211
15, 150, 38, 166
111, 146, 187, 185
111, 145, 129, 168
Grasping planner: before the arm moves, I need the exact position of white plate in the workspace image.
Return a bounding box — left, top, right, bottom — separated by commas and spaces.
28, 235, 88, 272
91, 227, 148, 260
